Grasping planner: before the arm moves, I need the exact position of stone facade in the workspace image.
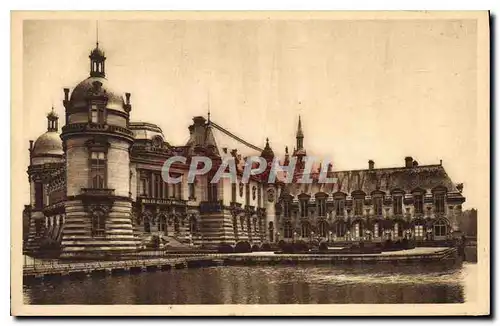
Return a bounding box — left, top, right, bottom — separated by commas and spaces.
24, 42, 466, 258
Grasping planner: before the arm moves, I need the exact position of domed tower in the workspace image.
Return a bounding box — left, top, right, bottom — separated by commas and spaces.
25, 108, 64, 252
59, 42, 138, 258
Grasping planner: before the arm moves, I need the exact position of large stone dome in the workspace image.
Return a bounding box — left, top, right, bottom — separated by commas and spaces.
69, 76, 125, 112
32, 131, 63, 157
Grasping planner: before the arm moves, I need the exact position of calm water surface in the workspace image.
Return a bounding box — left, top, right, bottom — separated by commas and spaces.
24, 263, 477, 304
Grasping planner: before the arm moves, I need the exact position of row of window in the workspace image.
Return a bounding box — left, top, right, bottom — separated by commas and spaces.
231, 183, 263, 206
139, 172, 183, 200
280, 220, 449, 238
283, 193, 446, 218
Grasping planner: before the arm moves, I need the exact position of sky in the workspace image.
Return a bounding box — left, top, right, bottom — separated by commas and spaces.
22, 18, 479, 208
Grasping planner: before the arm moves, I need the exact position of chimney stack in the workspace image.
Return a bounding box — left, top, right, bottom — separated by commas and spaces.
368, 160, 374, 170
29, 140, 33, 152
405, 156, 413, 168
63, 88, 69, 101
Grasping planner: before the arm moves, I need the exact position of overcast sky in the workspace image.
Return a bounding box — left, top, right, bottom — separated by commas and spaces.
22, 18, 479, 208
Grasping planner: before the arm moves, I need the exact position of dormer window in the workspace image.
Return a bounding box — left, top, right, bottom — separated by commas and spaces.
317, 198, 326, 217
300, 199, 308, 218
414, 193, 424, 214
373, 196, 383, 216
434, 192, 446, 214
90, 104, 105, 124
283, 200, 291, 218
354, 198, 363, 216
393, 195, 403, 215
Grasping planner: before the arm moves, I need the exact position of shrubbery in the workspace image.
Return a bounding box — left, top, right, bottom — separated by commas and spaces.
318, 242, 328, 252
251, 244, 260, 252
217, 243, 234, 253
260, 243, 272, 251
234, 241, 252, 253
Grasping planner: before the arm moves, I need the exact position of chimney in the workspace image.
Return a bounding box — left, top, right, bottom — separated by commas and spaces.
405, 156, 413, 168
29, 140, 33, 152
125, 92, 131, 105
413, 160, 419, 167
368, 160, 374, 170
63, 88, 69, 101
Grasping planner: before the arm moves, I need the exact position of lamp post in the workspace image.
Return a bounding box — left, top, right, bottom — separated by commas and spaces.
293, 231, 297, 244
276, 232, 280, 243
329, 231, 332, 244
310, 231, 314, 245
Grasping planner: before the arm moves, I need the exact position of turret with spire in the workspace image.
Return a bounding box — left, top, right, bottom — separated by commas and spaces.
296, 115, 304, 150
293, 115, 307, 158
89, 23, 106, 78
46, 107, 59, 132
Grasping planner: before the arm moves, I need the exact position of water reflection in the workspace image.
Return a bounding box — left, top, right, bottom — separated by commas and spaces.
24, 263, 476, 304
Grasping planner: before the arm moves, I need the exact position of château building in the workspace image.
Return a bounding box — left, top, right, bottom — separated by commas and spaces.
24, 42, 466, 258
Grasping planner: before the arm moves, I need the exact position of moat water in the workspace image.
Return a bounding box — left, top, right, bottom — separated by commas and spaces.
23, 262, 477, 304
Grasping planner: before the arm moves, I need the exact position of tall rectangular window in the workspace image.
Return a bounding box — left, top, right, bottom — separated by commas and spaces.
34, 182, 44, 209
189, 182, 195, 199
140, 178, 148, 196
354, 198, 363, 216
90, 152, 106, 189
393, 195, 403, 215
231, 183, 237, 203
257, 186, 262, 207
434, 193, 445, 214
283, 201, 291, 218
317, 198, 326, 217
91, 211, 106, 237
414, 194, 424, 214
373, 197, 383, 216
154, 173, 162, 198
208, 180, 218, 202
245, 184, 250, 206
335, 199, 345, 216
300, 200, 308, 218
90, 105, 105, 124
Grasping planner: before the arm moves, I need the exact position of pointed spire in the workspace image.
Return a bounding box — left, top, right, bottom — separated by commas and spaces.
206, 90, 211, 124
296, 115, 304, 150
96, 20, 99, 48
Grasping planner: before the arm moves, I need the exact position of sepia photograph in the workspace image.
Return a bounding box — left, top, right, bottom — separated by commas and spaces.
10, 10, 490, 316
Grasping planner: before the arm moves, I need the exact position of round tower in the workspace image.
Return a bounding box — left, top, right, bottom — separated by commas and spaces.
59, 42, 138, 258
25, 109, 64, 253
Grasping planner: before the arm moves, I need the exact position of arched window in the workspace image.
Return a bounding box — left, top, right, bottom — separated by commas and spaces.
91, 210, 106, 237
284, 221, 293, 238
318, 221, 328, 237
434, 219, 448, 237
301, 222, 310, 238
